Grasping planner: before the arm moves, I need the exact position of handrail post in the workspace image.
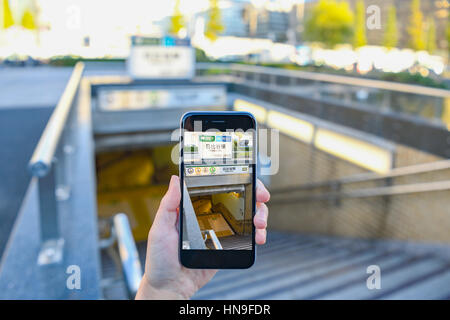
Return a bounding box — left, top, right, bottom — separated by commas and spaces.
289, 75, 296, 87
231, 64, 240, 79
270, 74, 277, 87
381, 90, 391, 111
253, 72, 261, 84
55, 120, 76, 201
37, 161, 64, 265
313, 80, 321, 99
329, 181, 341, 207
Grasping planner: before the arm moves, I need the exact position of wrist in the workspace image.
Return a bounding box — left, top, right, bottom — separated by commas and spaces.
135, 273, 190, 300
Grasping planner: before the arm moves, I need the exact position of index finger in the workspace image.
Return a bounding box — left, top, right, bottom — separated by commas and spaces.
256, 179, 270, 203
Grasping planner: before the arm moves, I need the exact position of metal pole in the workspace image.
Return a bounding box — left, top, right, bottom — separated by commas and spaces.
113, 214, 143, 298
37, 164, 64, 265
38, 164, 58, 239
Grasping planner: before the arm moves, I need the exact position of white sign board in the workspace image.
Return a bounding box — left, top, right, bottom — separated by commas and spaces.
185, 165, 251, 177
127, 36, 195, 79
97, 86, 227, 111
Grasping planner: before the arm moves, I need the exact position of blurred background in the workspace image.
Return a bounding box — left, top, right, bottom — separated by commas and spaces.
0, 0, 450, 300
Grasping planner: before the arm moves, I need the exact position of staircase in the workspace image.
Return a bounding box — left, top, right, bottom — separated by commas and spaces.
192, 232, 450, 300
206, 235, 252, 250
100, 231, 450, 299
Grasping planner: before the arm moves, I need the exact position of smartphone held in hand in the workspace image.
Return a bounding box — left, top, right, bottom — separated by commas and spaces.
179, 111, 257, 269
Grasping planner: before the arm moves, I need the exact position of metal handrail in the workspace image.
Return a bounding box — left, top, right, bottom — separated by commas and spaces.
113, 213, 143, 299
183, 183, 207, 249
271, 180, 450, 204
188, 185, 245, 196
271, 159, 450, 195
196, 62, 450, 98
28, 62, 85, 177
202, 230, 223, 250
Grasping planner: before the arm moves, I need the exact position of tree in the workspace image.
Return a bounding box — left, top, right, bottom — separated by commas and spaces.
383, 5, 398, 49
169, 0, 185, 36
408, 0, 425, 51
21, 8, 36, 30
425, 16, 436, 54
1, 0, 14, 29
304, 0, 354, 48
447, 15, 450, 58
205, 0, 224, 41
353, 0, 367, 48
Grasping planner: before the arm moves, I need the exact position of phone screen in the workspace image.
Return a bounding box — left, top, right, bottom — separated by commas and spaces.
180, 113, 256, 255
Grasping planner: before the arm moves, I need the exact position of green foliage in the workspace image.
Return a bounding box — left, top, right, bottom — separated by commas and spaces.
205, 0, 224, 41
195, 48, 212, 62
49, 56, 125, 67
2, 0, 14, 29
259, 63, 447, 89
408, 0, 425, 51
353, 0, 367, 48
380, 71, 447, 89
169, 0, 185, 36
383, 5, 398, 49
304, 0, 354, 48
425, 16, 436, 54
21, 8, 36, 30
447, 16, 450, 53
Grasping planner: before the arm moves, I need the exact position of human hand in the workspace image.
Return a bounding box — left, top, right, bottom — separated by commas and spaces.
135, 175, 270, 300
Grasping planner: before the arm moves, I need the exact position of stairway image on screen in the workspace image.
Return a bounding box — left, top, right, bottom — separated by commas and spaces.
182, 130, 253, 250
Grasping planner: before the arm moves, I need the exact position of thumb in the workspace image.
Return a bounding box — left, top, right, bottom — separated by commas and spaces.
154, 175, 181, 227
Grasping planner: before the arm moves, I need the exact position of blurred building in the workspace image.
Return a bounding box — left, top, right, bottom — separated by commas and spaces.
188, 0, 249, 39
221, 0, 249, 37
192, 0, 300, 42
243, 0, 304, 42
246, 6, 290, 41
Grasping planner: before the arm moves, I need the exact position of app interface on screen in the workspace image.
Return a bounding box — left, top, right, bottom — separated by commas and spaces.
182, 130, 254, 250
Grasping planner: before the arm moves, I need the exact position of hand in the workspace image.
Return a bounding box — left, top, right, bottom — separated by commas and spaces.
135, 175, 270, 300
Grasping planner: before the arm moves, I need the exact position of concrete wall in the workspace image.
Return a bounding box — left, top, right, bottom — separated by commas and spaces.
268, 132, 370, 190
267, 131, 450, 244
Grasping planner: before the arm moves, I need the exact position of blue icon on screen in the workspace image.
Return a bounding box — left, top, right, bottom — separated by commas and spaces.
163, 36, 175, 47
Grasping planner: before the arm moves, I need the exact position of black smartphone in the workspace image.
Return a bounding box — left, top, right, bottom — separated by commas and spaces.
179, 111, 257, 269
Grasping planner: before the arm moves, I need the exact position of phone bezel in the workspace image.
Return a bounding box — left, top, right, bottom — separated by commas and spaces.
179, 111, 257, 269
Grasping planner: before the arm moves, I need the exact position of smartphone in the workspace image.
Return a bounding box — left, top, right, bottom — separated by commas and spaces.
179, 111, 257, 269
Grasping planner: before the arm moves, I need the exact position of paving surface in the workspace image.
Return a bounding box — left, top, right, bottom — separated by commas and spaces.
0, 66, 73, 109
0, 107, 52, 256
0, 63, 127, 109
100, 231, 450, 300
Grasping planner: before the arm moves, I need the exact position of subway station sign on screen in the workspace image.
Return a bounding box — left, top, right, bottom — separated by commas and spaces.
127, 36, 195, 79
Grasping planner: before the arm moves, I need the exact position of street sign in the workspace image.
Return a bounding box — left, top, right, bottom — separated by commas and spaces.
127, 36, 195, 79
97, 85, 227, 111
